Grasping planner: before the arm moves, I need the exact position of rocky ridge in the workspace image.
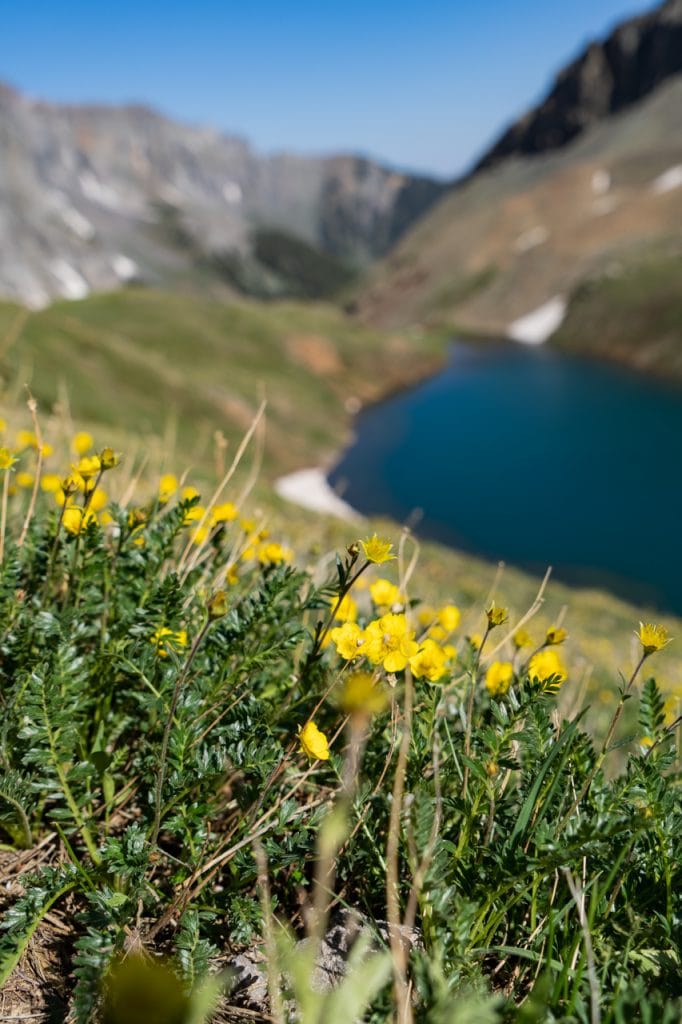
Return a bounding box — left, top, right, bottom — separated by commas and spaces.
0, 84, 445, 307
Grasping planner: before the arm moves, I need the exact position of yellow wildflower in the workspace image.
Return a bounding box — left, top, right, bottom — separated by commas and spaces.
417, 605, 436, 629
360, 534, 395, 564
16, 471, 34, 489
100, 447, 119, 470
468, 633, 483, 651
0, 418, 5, 432
486, 603, 509, 628
513, 629, 533, 649
330, 622, 366, 661
443, 643, 457, 662
485, 660, 514, 697
528, 649, 567, 686
409, 639, 448, 682
0, 447, 17, 471
240, 517, 256, 533
150, 627, 188, 658
438, 604, 461, 633
299, 720, 330, 761
207, 590, 228, 619
257, 542, 292, 565
181, 485, 200, 502
183, 505, 206, 526
369, 578, 403, 610
158, 473, 178, 502
40, 473, 62, 493
364, 613, 419, 673
340, 671, 388, 715
333, 594, 357, 623
212, 501, 239, 524
75, 455, 101, 479
62, 507, 97, 535
637, 623, 671, 656
428, 623, 448, 642
545, 626, 568, 646
225, 564, 239, 586
15, 429, 37, 450
72, 431, 94, 455
38, 442, 53, 458
89, 489, 108, 512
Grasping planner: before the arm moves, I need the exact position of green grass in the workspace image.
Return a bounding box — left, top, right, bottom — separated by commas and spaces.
0, 289, 443, 476
554, 251, 682, 378
0, 480, 679, 1022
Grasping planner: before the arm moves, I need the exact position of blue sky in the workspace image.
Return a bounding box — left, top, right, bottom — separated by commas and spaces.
2, 0, 655, 177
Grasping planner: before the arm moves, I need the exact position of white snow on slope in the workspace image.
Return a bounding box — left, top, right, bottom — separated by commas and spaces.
508, 296, 566, 345
275, 468, 363, 522
651, 164, 682, 195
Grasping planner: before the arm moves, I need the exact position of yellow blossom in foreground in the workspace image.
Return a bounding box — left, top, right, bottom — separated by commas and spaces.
75, 455, 101, 479
369, 578, 403, 610
486, 603, 509, 628
330, 622, 366, 661
0, 447, 17, 471
158, 473, 178, 502
182, 485, 200, 502
438, 604, 461, 633
89, 489, 108, 512
637, 623, 671, 656
486, 660, 514, 697
258, 541, 293, 565
545, 626, 568, 646
513, 629, 533, 649
72, 431, 94, 456
340, 671, 388, 715
528, 649, 567, 687
62, 507, 97, 535
333, 593, 357, 623
360, 534, 395, 565
150, 627, 188, 658
299, 720, 330, 761
40, 473, 62, 493
183, 505, 206, 526
16, 471, 34, 489
417, 605, 436, 629
409, 639, 448, 683
15, 429, 37, 450
364, 613, 419, 673
99, 447, 119, 470
212, 501, 239, 524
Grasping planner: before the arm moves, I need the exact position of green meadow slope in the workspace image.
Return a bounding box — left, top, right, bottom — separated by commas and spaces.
0, 288, 679, 714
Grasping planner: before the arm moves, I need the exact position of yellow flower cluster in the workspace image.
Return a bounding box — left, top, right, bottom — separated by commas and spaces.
150, 627, 188, 658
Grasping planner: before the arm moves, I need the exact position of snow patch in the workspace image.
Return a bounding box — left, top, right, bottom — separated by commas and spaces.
222, 180, 243, 204
508, 296, 566, 345
591, 169, 611, 195
112, 254, 139, 281
650, 164, 682, 195
274, 469, 363, 522
513, 225, 549, 253
49, 259, 89, 300
79, 171, 123, 209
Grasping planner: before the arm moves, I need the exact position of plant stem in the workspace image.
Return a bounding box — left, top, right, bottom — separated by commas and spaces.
151, 617, 211, 847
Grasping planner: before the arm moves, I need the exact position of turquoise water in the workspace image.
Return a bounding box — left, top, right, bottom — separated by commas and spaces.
329, 340, 682, 614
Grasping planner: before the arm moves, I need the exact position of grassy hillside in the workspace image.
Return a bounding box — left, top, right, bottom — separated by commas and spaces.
0, 289, 443, 478
356, 77, 682, 373
553, 248, 682, 376
0, 287, 679, 717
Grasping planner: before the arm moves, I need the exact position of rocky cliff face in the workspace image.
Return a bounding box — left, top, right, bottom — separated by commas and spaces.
0, 84, 445, 307
474, 0, 682, 172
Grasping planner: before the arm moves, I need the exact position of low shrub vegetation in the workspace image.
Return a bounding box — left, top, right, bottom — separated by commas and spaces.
0, 421, 679, 1022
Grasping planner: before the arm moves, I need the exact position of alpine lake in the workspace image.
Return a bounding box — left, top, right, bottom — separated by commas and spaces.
329, 339, 682, 615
